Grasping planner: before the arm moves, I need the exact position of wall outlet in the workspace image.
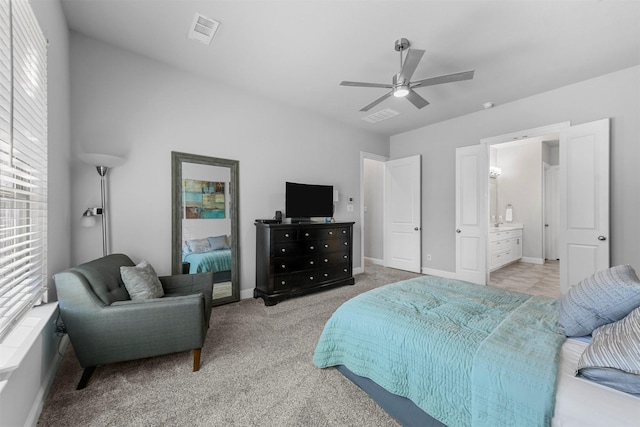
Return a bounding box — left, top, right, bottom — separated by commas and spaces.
347, 204, 354, 212
426, 253, 432, 261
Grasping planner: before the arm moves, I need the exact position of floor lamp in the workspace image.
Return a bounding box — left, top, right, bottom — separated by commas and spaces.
80, 153, 125, 257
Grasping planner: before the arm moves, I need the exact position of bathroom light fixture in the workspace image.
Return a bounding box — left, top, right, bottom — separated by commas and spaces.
483, 102, 494, 109
79, 153, 125, 257
489, 166, 502, 178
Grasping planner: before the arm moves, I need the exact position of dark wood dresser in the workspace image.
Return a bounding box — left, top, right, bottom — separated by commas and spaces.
254, 221, 355, 306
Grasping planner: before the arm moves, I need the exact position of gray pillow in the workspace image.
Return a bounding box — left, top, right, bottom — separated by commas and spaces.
208, 235, 230, 250
576, 306, 640, 394
186, 238, 211, 253
120, 260, 164, 301
559, 265, 640, 337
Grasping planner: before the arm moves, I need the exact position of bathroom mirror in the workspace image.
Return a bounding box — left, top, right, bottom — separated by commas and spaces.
171, 152, 239, 306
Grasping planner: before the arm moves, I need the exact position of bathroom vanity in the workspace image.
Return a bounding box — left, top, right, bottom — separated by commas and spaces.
489, 225, 523, 271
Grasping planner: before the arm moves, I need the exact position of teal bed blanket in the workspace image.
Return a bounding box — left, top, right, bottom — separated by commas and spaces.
313, 275, 565, 427
182, 249, 231, 274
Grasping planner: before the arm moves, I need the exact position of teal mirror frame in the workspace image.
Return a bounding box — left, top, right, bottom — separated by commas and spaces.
171, 151, 240, 306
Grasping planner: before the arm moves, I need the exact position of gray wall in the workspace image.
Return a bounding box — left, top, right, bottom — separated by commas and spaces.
391, 66, 640, 273
69, 33, 389, 296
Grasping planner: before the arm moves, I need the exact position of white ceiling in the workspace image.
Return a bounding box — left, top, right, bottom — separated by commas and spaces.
59, 0, 640, 137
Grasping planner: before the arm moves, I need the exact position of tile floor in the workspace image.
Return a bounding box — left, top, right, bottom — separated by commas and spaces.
489, 260, 561, 299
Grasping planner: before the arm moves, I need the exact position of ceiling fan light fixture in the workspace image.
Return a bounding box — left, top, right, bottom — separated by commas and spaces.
393, 85, 410, 98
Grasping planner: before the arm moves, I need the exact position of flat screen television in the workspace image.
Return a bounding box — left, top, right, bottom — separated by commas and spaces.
285, 182, 334, 221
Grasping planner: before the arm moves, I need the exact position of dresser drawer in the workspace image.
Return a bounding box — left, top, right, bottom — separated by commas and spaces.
274, 242, 301, 257
319, 251, 350, 265
274, 229, 298, 242
273, 271, 320, 291
274, 255, 317, 273
319, 264, 351, 282
318, 238, 350, 254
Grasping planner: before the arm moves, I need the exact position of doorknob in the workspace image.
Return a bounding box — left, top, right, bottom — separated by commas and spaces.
598, 236, 607, 241
414, 227, 420, 231
456, 229, 461, 233
545, 224, 549, 227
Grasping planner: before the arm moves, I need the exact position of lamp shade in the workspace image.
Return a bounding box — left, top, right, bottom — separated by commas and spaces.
81, 214, 97, 227
79, 153, 125, 168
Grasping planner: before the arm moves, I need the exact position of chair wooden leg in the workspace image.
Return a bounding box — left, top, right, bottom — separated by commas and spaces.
77, 366, 96, 390
193, 348, 201, 371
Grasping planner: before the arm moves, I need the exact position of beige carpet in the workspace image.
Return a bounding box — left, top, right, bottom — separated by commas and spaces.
38, 264, 421, 426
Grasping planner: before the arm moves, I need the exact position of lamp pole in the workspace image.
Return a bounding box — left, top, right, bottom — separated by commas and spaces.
96, 166, 109, 257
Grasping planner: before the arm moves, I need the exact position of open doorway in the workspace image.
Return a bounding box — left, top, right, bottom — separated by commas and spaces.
487, 135, 561, 298
360, 152, 388, 272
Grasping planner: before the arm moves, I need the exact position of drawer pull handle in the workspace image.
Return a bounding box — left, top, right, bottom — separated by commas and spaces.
285, 233, 289, 238
305, 233, 309, 237
343, 268, 348, 272
324, 244, 329, 248
281, 264, 286, 269
324, 273, 328, 277
329, 231, 333, 235
281, 281, 286, 285
309, 246, 314, 250
310, 261, 314, 265
281, 248, 286, 253
309, 276, 314, 280
342, 230, 346, 234
344, 242, 348, 246
343, 255, 347, 259
324, 259, 329, 263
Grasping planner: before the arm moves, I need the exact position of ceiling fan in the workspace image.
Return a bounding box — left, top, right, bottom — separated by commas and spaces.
340, 38, 475, 112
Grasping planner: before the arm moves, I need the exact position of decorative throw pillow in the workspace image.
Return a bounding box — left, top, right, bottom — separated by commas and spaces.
120, 260, 164, 301
186, 238, 211, 253
558, 264, 640, 337
576, 306, 640, 394
208, 235, 230, 250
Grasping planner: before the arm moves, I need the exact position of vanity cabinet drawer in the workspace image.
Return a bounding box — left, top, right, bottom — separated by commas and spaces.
489, 228, 523, 271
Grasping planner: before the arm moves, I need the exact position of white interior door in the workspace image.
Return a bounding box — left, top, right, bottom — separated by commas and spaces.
455, 145, 487, 285
383, 155, 421, 273
544, 164, 560, 260
559, 118, 610, 294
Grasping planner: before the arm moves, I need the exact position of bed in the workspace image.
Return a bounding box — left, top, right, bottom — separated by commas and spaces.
182, 235, 232, 283
314, 270, 640, 427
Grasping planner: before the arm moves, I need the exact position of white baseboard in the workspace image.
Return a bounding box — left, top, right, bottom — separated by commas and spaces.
353, 266, 364, 275
26, 335, 69, 427
421, 267, 458, 280
364, 257, 384, 266
520, 257, 545, 265
240, 288, 254, 300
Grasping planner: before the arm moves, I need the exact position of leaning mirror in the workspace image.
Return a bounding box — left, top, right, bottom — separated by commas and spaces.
171, 152, 239, 306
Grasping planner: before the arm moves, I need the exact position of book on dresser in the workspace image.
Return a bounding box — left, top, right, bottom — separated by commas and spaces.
254, 221, 355, 306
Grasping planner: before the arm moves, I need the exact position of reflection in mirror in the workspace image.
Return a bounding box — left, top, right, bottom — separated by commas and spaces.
171, 152, 239, 306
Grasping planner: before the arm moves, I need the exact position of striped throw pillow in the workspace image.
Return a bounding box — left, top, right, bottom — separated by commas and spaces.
559, 265, 640, 337
576, 306, 640, 394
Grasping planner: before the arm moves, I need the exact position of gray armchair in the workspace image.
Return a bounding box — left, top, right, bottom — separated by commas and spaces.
54, 254, 213, 389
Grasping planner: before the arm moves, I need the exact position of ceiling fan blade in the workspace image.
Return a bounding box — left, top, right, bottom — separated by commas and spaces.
360, 91, 393, 112
411, 70, 475, 88
406, 90, 429, 109
341, 81, 393, 89
398, 49, 425, 83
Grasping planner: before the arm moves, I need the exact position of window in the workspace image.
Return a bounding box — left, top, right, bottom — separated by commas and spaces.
0, 0, 48, 340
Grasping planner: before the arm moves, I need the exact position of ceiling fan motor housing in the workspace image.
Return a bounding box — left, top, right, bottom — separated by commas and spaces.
394, 38, 410, 51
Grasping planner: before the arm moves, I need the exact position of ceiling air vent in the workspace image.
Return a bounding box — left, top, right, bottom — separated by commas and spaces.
361, 108, 400, 124
188, 13, 220, 45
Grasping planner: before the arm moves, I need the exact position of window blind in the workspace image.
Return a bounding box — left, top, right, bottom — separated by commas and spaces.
0, 0, 48, 340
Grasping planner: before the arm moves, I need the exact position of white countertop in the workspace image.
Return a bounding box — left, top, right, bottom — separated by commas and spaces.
489, 223, 523, 232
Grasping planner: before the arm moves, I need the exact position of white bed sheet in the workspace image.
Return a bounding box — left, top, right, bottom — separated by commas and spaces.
552, 338, 640, 427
